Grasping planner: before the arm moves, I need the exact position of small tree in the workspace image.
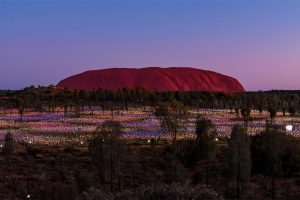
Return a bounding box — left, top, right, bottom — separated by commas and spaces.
235, 107, 240, 117
258, 104, 263, 116
155, 101, 189, 182
89, 120, 124, 192
228, 125, 251, 200
289, 106, 296, 124
89, 133, 105, 182
289, 106, 296, 117
268, 107, 277, 125
16, 97, 25, 121
267, 107, 277, 200
195, 115, 217, 184
251, 124, 284, 200
2, 132, 16, 156
240, 108, 251, 129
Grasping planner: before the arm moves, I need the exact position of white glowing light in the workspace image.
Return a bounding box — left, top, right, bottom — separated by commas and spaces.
286, 125, 293, 132
215, 138, 219, 141
80, 141, 84, 145
26, 194, 31, 198
147, 139, 151, 143
29, 141, 32, 144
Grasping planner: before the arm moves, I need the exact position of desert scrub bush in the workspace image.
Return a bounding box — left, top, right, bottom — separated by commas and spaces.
64, 145, 77, 153
75, 169, 101, 193
77, 183, 224, 200
2, 132, 16, 155
37, 181, 78, 200
26, 145, 42, 156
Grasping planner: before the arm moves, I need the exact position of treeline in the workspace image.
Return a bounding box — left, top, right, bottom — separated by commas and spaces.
1, 86, 300, 115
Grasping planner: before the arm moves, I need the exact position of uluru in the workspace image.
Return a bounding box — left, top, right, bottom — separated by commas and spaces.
57, 67, 245, 92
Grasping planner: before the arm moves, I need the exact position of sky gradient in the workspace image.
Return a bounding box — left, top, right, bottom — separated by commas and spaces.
1, 0, 300, 91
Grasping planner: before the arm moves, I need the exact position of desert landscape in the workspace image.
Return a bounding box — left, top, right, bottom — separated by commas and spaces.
1, 0, 300, 199
0, 86, 299, 199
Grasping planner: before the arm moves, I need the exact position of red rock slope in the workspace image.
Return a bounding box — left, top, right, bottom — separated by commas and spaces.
57, 67, 245, 92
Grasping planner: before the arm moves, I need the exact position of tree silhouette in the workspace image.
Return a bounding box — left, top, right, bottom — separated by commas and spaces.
195, 115, 217, 184
89, 120, 124, 192
228, 125, 251, 200
240, 108, 251, 129
155, 101, 189, 182
2, 132, 16, 156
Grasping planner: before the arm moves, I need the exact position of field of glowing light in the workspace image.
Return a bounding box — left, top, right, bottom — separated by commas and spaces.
0, 108, 299, 145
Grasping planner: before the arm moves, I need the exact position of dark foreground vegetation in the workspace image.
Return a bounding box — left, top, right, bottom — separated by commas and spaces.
0, 87, 300, 199
0, 120, 299, 199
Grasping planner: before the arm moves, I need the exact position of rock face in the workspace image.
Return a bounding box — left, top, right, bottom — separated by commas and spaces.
57, 67, 245, 92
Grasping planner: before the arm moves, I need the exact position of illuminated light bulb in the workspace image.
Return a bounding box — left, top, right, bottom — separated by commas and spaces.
26, 194, 31, 198
286, 125, 293, 132
215, 138, 219, 141
147, 139, 151, 143
80, 141, 84, 145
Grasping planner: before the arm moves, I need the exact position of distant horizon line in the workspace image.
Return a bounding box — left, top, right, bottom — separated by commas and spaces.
1, 84, 300, 93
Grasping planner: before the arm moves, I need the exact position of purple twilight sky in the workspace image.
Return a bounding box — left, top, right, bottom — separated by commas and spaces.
0, 0, 300, 91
